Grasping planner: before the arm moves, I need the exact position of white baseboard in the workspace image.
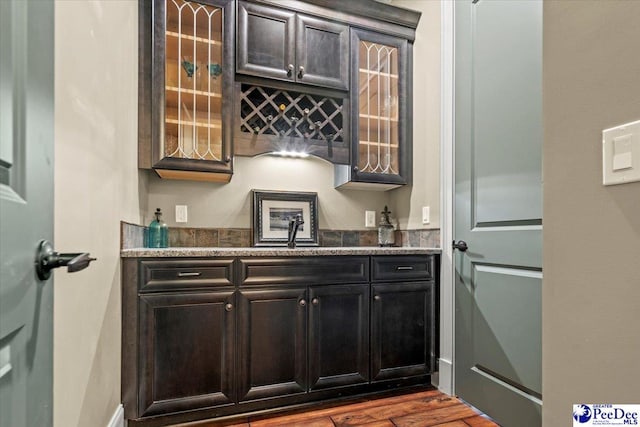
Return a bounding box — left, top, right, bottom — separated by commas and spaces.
437, 358, 454, 395
107, 404, 124, 427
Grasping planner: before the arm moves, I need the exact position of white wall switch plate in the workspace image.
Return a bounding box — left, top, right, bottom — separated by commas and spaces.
603, 119, 640, 186
365, 210, 376, 227
422, 206, 430, 225
175, 205, 188, 223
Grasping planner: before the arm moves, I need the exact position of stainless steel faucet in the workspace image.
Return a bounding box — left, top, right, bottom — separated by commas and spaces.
287, 214, 304, 249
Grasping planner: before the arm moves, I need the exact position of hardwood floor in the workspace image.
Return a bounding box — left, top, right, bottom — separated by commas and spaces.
177, 390, 499, 427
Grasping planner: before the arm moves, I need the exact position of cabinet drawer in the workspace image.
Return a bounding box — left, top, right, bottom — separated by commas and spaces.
139, 259, 234, 292
239, 256, 369, 286
371, 255, 433, 282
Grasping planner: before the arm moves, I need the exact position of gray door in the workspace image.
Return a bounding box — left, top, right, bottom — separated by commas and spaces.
454, 1, 542, 426
0, 0, 54, 426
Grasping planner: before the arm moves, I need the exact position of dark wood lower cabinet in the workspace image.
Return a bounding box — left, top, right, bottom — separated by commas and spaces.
122, 255, 438, 426
308, 284, 369, 390
237, 283, 370, 400
237, 287, 308, 402
371, 281, 434, 382
138, 291, 235, 416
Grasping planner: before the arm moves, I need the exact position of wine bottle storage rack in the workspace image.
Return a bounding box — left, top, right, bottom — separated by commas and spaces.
235, 84, 349, 164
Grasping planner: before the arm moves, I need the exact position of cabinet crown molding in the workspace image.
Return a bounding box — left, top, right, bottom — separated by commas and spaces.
300, 0, 422, 30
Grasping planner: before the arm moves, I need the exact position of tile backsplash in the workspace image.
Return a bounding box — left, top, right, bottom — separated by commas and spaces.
167, 227, 251, 248
121, 222, 146, 249
121, 221, 440, 249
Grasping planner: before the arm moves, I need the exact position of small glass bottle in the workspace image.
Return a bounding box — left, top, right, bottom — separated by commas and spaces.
147, 208, 168, 248
378, 205, 395, 247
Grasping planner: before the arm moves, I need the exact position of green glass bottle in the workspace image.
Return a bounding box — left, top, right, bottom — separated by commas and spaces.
147, 208, 168, 248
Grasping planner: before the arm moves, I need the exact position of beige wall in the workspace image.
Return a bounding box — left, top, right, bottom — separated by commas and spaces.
391, 0, 441, 231
54, 1, 142, 426
543, 2, 640, 425
146, 157, 389, 229
147, 1, 441, 232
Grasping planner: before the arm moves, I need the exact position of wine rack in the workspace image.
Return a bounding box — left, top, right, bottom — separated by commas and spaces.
235, 84, 349, 164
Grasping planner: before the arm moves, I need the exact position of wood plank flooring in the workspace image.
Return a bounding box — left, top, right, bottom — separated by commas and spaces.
178, 390, 499, 427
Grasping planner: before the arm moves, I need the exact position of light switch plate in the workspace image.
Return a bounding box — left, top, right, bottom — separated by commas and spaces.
603, 119, 640, 186
365, 210, 376, 228
422, 206, 430, 225
175, 205, 188, 223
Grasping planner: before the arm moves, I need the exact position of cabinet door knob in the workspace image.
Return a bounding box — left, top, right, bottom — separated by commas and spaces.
298, 66, 305, 78
311, 298, 319, 305
287, 64, 294, 76
374, 295, 381, 301
299, 299, 307, 307
225, 156, 231, 163
353, 166, 359, 173
225, 303, 233, 312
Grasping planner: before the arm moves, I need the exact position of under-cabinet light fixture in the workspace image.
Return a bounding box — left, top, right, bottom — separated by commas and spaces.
271, 150, 310, 159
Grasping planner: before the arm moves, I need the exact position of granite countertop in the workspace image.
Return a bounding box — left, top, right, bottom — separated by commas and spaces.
121, 246, 441, 258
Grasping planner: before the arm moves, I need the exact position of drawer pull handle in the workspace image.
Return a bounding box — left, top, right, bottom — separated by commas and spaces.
177, 272, 201, 277
396, 266, 414, 271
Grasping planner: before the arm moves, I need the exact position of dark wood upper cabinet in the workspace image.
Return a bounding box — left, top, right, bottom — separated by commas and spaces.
138, 291, 235, 417
335, 28, 411, 190
139, 0, 235, 183
295, 14, 349, 89
236, 2, 296, 81
140, 0, 420, 185
237, 1, 349, 90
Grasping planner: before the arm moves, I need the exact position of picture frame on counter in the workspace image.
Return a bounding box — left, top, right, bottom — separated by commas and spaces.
251, 190, 319, 247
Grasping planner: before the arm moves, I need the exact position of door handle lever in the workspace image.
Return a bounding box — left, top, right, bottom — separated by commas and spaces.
452, 240, 468, 252
64, 252, 97, 273
35, 240, 97, 280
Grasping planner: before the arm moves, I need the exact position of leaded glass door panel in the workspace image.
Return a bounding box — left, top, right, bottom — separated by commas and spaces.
148, 0, 234, 182
346, 28, 409, 189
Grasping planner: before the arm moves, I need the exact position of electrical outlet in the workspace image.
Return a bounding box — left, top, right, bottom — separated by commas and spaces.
175, 205, 188, 223
422, 206, 430, 225
365, 210, 376, 227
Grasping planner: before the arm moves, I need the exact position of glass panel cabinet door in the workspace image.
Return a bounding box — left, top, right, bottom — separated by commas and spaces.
164, 0, 224, 161
149, 0, 233, 181
358, 41, 399, 175
350, 29, 409, 187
